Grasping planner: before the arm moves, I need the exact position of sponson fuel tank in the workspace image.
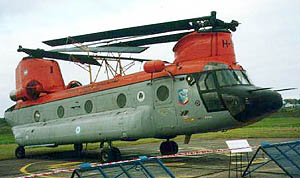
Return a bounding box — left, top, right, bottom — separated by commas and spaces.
10, 58, 65, 101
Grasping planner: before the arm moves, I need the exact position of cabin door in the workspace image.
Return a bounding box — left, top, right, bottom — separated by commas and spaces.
152, 78, 177, 135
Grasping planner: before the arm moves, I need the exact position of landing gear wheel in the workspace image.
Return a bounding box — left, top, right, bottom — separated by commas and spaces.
100, 148, 115, 163
74, 143, 83, 155
160, 140, 178, 155
15, 146, 25, 159
100, 147, 121, 163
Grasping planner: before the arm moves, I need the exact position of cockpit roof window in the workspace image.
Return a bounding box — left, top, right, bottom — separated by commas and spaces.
203, 62, 229, 71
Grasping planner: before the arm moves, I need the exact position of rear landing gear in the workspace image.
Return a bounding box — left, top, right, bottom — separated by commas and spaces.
100, 142, 121, 163
15, 146, 25, 159
160, 140, 178, 155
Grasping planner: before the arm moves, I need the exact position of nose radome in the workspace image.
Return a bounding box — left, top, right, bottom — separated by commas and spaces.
233, 90, 283, 123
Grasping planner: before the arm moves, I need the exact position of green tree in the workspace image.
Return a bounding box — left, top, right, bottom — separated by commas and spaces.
284, 99, 298, 105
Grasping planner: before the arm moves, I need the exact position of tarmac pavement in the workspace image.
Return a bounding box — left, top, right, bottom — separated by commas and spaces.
0, 138, 296, 178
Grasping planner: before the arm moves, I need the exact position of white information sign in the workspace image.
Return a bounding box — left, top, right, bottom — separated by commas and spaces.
226, 139, 252, 153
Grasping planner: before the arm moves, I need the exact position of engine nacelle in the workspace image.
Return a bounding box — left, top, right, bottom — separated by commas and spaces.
11, 58, 65, 101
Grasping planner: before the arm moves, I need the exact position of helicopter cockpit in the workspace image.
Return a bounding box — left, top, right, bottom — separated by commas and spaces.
192, 66, 282, 123
195, 69, 251, 112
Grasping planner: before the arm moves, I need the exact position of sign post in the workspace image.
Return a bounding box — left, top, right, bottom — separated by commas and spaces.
226, 139, 252, 177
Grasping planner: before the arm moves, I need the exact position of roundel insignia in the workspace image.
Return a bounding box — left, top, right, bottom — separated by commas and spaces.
177, 89, 189, 105
75, 126, 81, 134
137, 91, 145, 102
195, 100, 201, 106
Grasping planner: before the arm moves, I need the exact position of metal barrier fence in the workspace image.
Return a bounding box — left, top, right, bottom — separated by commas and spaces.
243, 140, 300, 178
71, 156, 175, 178
18, 145, 255, 178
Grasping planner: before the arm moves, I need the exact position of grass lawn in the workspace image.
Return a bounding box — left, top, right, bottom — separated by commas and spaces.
0, 117, 299, 160
0, 119, 14, 144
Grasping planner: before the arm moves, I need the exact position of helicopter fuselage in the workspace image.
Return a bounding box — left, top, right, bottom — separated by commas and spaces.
4, 66, 282, 147
4, 31, 282, 154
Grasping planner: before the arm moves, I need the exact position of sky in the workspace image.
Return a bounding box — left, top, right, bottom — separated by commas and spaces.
0, 0, 299, 117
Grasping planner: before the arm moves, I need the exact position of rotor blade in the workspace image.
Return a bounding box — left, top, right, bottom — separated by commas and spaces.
94, 55, 170, 63
50, 46, 149, 53
43, 15, 212, 47
18, 46, 168, 64
105, 32, 190, 47
274, 88, 297, 92
17, 46, 101, 66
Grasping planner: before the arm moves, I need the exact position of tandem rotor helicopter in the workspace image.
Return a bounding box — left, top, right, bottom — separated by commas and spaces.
4, 11, 288, 162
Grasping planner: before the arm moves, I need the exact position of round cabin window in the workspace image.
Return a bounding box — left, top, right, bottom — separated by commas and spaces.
57, 106, 64, 118
84, 100, 93, 113
157, 85, 169, 101
34, 111, 41, 122
117, 93, 126, 108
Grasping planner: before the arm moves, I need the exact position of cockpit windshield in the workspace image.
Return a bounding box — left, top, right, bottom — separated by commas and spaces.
216, 70, 251, 87
195, 69, 252, 112
197, 69, 251, 92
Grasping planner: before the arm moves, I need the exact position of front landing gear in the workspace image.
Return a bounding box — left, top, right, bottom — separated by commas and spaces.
100, 142, 121, 163
15, 146, 25, 159
160, 140, 178, 155
100, 147, 121, 163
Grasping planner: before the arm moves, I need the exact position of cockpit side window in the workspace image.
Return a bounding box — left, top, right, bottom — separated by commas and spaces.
202, 92, 225, 111
197, 72, 225, 112
198, 74, 207, 90
205, 72, 216, 90
198, 72, 216, 91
